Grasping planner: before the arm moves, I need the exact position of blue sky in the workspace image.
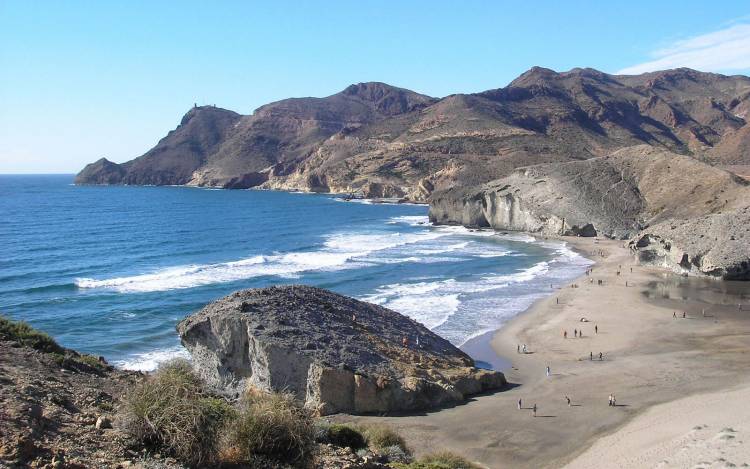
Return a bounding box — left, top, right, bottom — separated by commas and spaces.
2, 1, 750, 173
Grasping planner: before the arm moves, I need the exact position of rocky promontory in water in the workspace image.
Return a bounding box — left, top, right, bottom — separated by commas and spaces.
177, 285, 506, 415
429, 145, 750, 279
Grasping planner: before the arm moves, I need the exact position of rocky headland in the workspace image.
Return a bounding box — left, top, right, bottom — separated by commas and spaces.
177, 285, 506, 416
76, 68, 750, 203
73, 67, 750, 279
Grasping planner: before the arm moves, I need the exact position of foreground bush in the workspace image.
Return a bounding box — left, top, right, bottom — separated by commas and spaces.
0, 315, 63, 353
0, 314, 109, 373
118, 359, 235, 466
320, 423, 367, 450
219, 389, 315, 465
392, 451, 482, 469
361, 424, 410, 454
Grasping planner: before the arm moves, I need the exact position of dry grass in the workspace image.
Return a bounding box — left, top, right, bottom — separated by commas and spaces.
321, 423, 367, 450
0, 314, 63, 354
360, 424, 410, 454
118, 359, 235, 466
219, 388, 315, 466
391, 451, 483, 469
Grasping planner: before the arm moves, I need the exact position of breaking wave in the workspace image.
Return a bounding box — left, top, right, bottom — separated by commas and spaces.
114, 346, 190, 372
76, 230, 450, 293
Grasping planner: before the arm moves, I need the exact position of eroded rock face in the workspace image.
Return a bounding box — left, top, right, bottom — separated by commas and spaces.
630, 207, 750, 280
429, 145, 750, 279
177, 286, 506, 415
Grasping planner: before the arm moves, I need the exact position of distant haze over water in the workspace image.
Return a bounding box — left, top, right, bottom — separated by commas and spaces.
0, 175, 591, 370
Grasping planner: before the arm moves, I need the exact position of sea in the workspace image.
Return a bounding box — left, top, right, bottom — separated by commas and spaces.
0, 175, 592, 371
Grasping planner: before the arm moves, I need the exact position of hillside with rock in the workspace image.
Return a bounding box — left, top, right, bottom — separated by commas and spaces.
177, 285, 506, 416
76, 68, 750, 201
429, 145, 750, 279
0, 317, 150, 468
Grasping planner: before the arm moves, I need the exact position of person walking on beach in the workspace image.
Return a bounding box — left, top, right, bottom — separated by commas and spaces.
599, 352, 603, 361
608, 394, 613, 406
563, 330, 568, 339
595, 325, 598, 334
546, 366, 550, 377
518, 398, 522, 410
517, 344, 520, 354
522, 344, 527, 354
532, 404, 537, 417
673, 311, 677, 318
574, 328, 578, 338
590, 351, 593, 360
565, 395, 571, 406
682, 311, 686, 319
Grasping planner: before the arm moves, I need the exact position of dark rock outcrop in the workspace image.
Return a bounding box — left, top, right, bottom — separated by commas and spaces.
74, 157, 126, 185
177, 285, 506, 416
77, 68, 750, 201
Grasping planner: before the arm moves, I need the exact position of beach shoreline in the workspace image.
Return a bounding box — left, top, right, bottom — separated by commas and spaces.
352, 236, 750, 468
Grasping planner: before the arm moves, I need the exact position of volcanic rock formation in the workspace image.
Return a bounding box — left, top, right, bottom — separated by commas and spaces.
176, 285, 506, 416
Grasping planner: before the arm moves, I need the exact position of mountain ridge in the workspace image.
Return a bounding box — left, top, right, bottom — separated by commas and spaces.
76, 67, 750, 200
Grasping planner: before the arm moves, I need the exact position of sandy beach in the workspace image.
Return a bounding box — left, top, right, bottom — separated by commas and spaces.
352, 237, 750, 468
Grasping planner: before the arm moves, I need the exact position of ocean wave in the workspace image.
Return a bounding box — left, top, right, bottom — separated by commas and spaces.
76, 230, 451, 293
332, 198, 373, 205
359, 259, 559, 342
387, 215, 431, 226
361, 279, 460, 329
114, 346, 190, 372
414, 242, 470, 255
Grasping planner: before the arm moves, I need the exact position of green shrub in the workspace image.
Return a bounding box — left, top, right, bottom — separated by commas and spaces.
220, 389, 315, 465
391, 451, 482, 469
361, 424, 409, 454
77, 353, 106, 369
0, 315, 63, 354
118, 359, 235, 467
326, 424, 367, 450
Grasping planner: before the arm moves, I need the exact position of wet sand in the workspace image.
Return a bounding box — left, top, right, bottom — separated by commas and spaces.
352, 237, 750, 468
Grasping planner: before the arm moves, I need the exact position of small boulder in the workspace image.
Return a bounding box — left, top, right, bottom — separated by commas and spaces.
94, 416, 111, 430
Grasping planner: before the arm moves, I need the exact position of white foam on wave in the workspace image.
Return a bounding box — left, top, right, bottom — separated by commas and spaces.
387, 215, 431, 226
362, 279, 461, 329
114, 346, 190, 372
362, 260, 551, 330
76, 230, 450, 293
332, 198, 373, 205
362, 237, 593, 345
434, 225, 498, 237
414, 242, 469, 255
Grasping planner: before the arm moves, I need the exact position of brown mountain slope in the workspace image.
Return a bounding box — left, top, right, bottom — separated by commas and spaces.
76, 68, 750, 200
